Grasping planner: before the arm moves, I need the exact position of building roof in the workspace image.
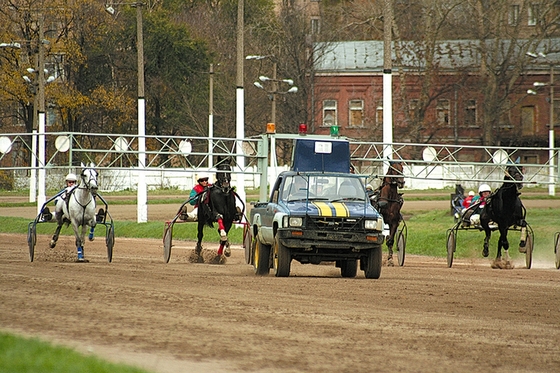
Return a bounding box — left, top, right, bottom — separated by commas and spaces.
314, 38, 560, 73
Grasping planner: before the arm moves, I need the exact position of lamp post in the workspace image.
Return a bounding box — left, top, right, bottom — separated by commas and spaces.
527, 52, 555, 196
235, 0, 246, 218
382, 0, 394, 168
208, 63, 214, 169
106, 2, 147, 222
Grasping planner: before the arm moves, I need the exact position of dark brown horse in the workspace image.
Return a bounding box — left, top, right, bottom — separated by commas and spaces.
371, 161, 405, 266
480, 163, 526, 269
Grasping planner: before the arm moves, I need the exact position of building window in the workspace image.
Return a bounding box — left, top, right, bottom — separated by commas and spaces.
45, 53, 65, 81
553, 99, 560, 128
521, 106, 535, 135
349, 100, 364, 127
528, 3, 540, 26
408, 99, 418, 120
509, 5, 520, 26
311, 18, 320, 34
465, 99, 477, 126
376, 101, 383, 125
436, 99, 450, 126
322, 100, 337, 127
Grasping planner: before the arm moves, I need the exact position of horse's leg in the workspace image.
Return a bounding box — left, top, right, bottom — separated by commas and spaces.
88, 226, 95, 241
71, 221, 86, 262
386, 237, 395, 267
49, 223, 63, 248
194, 220, 204, 262
217, 218, 233, 257
482, 229, 490, 258
500, 228, 513, 269
519, 220, 527, 252
216, 213, 227, 240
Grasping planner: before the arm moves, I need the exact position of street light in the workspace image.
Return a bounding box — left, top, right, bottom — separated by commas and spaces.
105, 2, 147, 222
251, 61, 298, 129
527, 51, 555, 196
250, 58, 297, 188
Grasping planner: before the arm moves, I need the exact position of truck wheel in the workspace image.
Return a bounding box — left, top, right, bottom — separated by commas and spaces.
363, 247, 382, 279
340, 260, 358, 278
273, 235, 291, 277
254, 239, 271, 276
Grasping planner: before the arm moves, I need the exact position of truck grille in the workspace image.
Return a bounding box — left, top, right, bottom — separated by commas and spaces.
306, 216, 363, 231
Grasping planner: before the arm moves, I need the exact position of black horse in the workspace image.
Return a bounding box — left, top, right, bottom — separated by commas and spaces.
480, 163, 527, 269
371, 161, 405, 266
194, 157, 243, 261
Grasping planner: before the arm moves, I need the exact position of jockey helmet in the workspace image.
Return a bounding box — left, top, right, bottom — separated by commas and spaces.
65, 173, 78, 182
197, 172, 211, 182
478, 184, 491, 194
468, 190, 475, 196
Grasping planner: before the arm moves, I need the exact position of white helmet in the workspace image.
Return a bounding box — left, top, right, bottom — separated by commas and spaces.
197, 172, 211, 182
65, 173, 77, 182
478, 184, 491, 194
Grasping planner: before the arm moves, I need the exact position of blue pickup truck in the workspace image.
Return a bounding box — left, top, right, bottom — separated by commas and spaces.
246, 137, 385, 278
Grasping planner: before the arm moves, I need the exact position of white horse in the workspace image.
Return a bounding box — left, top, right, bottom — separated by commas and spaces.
50, 163, 98, 262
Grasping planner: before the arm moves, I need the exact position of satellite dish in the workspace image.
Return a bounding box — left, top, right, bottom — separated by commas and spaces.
0, 136, 12, 154
114, 137, 128, 152
179, 140, 192, 155
54, 135, 70, 152
422, 146, 437, 162
492, 149, 509, 164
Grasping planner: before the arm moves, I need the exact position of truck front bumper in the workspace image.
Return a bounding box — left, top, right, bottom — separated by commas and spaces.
277, 228, 384, 251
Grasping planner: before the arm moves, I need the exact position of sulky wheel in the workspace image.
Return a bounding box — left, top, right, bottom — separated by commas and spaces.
396, 225, 407, 267
27, 222, 37, 262
243, 224, 253, 265
106, 224, 115, 263
524, 229, 533, 269
163, 223, 173, 263
555, 232, 560, 270
446, 229, 457, 268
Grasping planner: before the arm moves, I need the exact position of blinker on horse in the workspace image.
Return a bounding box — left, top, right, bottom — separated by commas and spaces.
194, 157, 243, 262
370, 161, 405, 266
50, 163, 98, 262
480, 163, 527, 269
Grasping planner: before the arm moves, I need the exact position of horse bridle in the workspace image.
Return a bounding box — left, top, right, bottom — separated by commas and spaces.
80, 169, 99, 196
504, 166, 524, 190
383, 164, 405, 189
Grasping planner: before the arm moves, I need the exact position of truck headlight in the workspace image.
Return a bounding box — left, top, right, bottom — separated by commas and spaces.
365, 217, 384, 230
289, 217, 303, 227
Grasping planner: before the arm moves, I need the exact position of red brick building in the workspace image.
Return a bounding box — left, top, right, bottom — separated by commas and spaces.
310, 39, 560, 163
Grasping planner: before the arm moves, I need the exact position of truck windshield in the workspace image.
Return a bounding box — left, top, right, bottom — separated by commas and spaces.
282, 175, 366, 202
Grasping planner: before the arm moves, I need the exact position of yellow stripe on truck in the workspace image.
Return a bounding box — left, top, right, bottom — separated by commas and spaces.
311, 202, 350, 217
331, 202, 349, 217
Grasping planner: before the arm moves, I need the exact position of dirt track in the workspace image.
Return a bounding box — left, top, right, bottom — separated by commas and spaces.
1, 200, 560, 372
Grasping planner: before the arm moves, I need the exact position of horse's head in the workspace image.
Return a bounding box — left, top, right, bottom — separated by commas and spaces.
215, 157, 232, 191
80, 162, 99, 196
386, 161, 405, 188
505, 163, 524, 190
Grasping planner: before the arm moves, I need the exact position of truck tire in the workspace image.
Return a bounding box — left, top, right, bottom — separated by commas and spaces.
363, 247, 382, 279
273, 235, 291, 277
254, 239, 271, 276
339, 260, 358, 278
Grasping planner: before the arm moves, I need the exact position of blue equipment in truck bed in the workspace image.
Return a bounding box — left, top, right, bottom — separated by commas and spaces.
291, 138, 350, 173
